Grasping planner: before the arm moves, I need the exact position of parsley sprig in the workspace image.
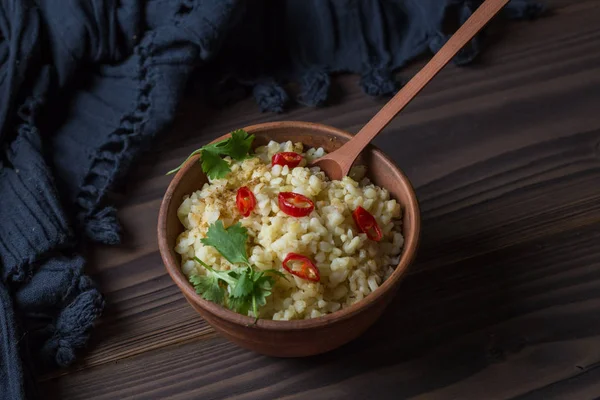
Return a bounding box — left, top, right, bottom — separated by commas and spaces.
189, 221, 284, 321
167, 129, 254, 179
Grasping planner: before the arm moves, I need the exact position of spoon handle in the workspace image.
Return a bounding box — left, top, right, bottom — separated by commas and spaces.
340, 0, 508, 163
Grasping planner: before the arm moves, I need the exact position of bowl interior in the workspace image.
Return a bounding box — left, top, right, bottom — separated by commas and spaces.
158, 121, 420, 328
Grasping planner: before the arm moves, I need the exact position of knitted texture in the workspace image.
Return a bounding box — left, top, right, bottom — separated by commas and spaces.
0, 1, 544, 398
0, 0, 240, 398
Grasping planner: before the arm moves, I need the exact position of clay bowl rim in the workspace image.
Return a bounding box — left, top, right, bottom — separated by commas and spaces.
158, 120, 421, 331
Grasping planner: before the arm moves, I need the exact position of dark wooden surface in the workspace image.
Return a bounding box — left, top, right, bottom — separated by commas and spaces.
41, 1, 600, 398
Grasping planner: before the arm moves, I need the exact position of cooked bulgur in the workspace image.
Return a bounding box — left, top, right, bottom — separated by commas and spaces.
175, 140, 403, 320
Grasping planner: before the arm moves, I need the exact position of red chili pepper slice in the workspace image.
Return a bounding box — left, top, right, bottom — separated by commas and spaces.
272, 152, 303, 168
282, 253, 320, 282
236, 187, 256, 217
352, 206, 383, 241
278, 192, 314, 217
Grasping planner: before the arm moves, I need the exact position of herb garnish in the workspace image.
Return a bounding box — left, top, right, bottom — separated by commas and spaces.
200, 221, 250, 265
167, 129, 254, 179
189, 221, 284, 321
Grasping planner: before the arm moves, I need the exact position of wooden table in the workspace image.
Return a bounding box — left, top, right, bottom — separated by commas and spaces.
41, 1, 600, 398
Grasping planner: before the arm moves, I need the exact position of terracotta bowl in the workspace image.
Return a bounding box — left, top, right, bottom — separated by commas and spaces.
158, 121, 420, 357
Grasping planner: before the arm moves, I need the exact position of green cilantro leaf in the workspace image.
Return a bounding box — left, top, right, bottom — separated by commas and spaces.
227, 129, 255, 160
202, 129, 254, 161
250, 274, 275, 321
201, 221, 250, 266
200, 149, 231, 180
253, 274, 275, 302
230, 267, 254, 298
228, 295, 251, 315
189, 274, 226, 305
190, 232, 284, 322
193, 257, 239, 287
166, 129, 254, 177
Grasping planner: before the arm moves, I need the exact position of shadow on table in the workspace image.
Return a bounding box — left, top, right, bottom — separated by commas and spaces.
281, 221, 600, 398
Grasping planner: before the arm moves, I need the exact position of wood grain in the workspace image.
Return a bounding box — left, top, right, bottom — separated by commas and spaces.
41, 0, 600, 398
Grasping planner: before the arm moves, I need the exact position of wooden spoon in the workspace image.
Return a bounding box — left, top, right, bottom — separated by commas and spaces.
312, 0, 509, 180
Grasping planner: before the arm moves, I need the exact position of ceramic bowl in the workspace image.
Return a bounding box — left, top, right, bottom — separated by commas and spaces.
158, 121, 420, 357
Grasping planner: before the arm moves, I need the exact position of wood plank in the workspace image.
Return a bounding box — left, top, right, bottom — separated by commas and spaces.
42, 225, 600, 398
41, 0, 600, 398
